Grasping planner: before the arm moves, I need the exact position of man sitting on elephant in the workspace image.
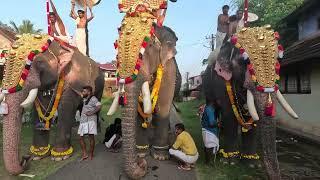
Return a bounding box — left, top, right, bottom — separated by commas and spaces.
169, 123, 198, 171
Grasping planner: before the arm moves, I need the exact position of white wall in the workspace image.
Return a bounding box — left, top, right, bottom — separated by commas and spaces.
277, 63, 320, 139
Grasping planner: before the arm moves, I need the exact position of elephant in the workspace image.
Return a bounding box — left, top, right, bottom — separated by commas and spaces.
203, 26, 298, 179
0, 34, 104, 175
107, 24, 179, 179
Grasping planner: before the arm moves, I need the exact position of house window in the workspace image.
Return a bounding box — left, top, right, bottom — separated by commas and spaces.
286, 73, 298, 93
299, 71, 311, 93
281, 70, 311, 94
196, 80, 200, 85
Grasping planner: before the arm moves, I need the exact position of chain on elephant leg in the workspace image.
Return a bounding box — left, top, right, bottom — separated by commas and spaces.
30, 144, 51, 160
136, 144, 150, 158
50, 146, 74, 161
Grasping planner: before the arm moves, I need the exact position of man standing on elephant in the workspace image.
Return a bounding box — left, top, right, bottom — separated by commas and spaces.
70, 0, 94, 56
229, 10, 244, 35
216, 5, 230, 50
78, 86, 101, 161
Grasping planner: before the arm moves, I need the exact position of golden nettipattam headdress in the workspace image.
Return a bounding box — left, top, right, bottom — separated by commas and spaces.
118, 0, 167, 13
231, 25, 283, 93
0, 34, 52, 94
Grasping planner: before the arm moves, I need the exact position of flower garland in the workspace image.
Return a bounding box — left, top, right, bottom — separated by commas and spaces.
230, 30, 283, 93
225, 81, 254, 129
35, 72, 65, 130
51, 146, 73, 157
137, 64, 164, 128
0, 37, 53, 94
241, 153, 260, 160
30, 144, 51, 156
219, 149, 240, 158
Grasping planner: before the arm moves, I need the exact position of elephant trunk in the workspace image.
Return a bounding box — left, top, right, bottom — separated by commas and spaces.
2, 92, 26, 175
122, 76, 147, 179
254, 92, 281, 179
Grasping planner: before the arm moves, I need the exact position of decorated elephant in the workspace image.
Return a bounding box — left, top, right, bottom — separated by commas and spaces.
203, 26, 298, 179
106, 0, 179, 179
107, 23, 179, 179
0, 34, 104, 175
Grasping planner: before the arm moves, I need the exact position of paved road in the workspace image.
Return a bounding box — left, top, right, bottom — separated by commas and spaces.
47, 144, 197, 180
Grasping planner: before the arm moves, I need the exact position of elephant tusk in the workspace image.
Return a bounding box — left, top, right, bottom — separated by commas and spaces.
20, 88, 38, 108
0, 93, 5, 103
142, 81, 152, 114
107, 90, 120, 116
276, 90, 299, 119
247, 90, 260, 121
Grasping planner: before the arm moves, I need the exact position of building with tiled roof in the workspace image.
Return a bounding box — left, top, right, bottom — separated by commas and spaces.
98, 61, 117, 97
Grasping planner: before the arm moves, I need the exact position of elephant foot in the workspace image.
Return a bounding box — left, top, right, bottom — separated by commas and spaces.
51, 155, 71, 162
30, 145, 51, 160
240, 154, 261, 168
136, 145, 150, 158
50, 146, 74, 161
151, 146, 170, 161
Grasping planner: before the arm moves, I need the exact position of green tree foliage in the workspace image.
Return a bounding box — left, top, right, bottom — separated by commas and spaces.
230, 0, 304, 28
9, 20, 42, 34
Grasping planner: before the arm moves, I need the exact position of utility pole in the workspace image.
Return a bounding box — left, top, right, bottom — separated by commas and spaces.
185, 72, 189, 98
205, 34, 215, 51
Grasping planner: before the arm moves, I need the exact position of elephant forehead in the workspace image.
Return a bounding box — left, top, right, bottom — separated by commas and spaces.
117, 13, 155, 79
236, 27, 279, 88
1, 34, 50, 91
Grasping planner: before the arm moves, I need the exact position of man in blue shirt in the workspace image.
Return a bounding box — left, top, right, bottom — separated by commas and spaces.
201, 99, 220, 164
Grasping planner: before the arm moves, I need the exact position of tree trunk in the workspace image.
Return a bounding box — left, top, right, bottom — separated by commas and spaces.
2, 92, 26, 175
121, 76, 147, 179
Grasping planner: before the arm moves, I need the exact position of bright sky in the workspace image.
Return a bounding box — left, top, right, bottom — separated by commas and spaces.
0, 0, 235, 80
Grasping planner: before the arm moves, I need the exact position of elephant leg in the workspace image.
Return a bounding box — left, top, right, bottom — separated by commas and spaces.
31, 97, 51, 160
52, 90, 80, 161
220, 107, 240, 164
151, 59, 176, 161
240, 128, 260, 168
136, 115, 151, 158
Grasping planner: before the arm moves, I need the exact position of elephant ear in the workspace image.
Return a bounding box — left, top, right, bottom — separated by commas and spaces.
214, 60, 232, 81
57, 45, 74, 74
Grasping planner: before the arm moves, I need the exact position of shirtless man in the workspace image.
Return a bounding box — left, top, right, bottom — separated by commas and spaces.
229, 10, 244, 35
49, 0, 71, 43
216, 5, 229, 50
70, 0, 94, 56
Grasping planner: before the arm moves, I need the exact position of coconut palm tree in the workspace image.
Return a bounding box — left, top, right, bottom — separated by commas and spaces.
9, 20, 42, 34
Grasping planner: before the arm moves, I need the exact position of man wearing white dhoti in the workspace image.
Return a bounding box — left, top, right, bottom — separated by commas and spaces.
78, 86, 101, 161
215, 5, 230, 50
70, 0, 94, 56
201, 99, 220, 164
49, 0, 72, 43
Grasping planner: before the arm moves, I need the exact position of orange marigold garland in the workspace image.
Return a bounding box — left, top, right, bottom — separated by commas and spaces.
226, 81, 254, 131
35, 72, 65, 130
138, 64, 163, 128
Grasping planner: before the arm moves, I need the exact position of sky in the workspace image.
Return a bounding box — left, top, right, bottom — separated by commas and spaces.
0, 0, 235, 80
